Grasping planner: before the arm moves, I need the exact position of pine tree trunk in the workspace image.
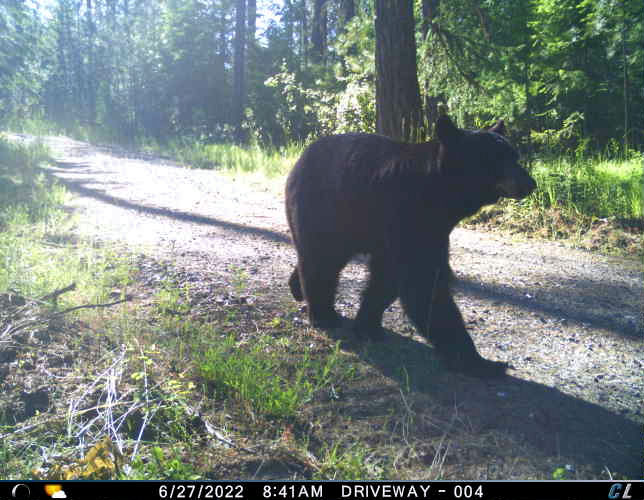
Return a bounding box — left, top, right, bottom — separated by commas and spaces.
247, 0, 257, 93
247, 0, 256, 48
621, 0, 629, 151
86, 0, 96, 125
375, 0, 424, 142
300, 0, 308, 68
343, 0, 355, 24
233, 0, 247, 143
311, 0, 326, 63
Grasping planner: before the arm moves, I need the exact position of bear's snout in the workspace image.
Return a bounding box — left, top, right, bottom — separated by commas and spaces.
497, 166, 536, 200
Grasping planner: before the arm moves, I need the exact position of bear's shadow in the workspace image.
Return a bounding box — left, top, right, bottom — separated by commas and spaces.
323, 321, 641, 478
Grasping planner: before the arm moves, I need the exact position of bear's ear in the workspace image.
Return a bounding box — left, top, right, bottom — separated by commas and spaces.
436, 115, 462, 146
488, 120, 506, 136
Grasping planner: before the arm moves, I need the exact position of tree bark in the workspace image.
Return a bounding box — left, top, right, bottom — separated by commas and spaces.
621, 0, 629, 151
375, 0, 424, 142
247, 0, 256, 46
86, 0, 96, 125
233, 0, 247, 143
300, 0, 308, 69
311, 0, 326, 63
247, 0, 257, 89
343, 0, 355, 25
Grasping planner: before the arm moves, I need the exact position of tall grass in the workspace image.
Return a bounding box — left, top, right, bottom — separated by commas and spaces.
529, 154, 643, 220
162, 139, 303, 177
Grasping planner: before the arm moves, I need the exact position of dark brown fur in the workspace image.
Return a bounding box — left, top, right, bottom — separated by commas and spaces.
285, 115, 536, 378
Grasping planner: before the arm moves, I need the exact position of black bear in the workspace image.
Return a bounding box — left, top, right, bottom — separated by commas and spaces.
285, 115, 536, 378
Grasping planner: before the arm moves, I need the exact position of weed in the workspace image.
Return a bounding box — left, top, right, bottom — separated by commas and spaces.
197, 335, 305, 417
314, 441, 388, 480
196, 335, 350, 419
552, 466, 568, 480
0, 442, 40, 479
161, 140, 302, 178
154, 281, 191, 316
124, 446, 201, 480
230, 265, 249, 295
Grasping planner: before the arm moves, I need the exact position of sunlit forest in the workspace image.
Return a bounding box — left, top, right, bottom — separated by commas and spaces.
2, 0, 642, 152
1, 0, 643, 482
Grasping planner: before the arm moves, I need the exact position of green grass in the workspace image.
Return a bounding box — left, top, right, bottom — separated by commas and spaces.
467, 151, 642, 256
314, 442, 389, 480
6, 116, 135, 146
529, 154, 643, 220
196, 335, 346, 418
125, 446, 201, 480
159, 139, 302, 177
4, 117, 61, 137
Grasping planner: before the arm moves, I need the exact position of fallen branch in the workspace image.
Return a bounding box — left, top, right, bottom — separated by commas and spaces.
3, 283, 77, 323
40, 283, 77, 302
1, 296, 129, 339
51, 298, 128, 318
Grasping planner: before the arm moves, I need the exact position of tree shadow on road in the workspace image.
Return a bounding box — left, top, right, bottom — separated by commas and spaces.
48, 161, 291, 245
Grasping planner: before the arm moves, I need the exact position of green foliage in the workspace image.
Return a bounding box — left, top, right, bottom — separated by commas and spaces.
315, 442, 388, 480
0, 2, 46, 124
0, 440, 40, 479
161, 139, 301, 176
530, 111, 586, 154
264, 64, 336, 141
333, 14, 377, 134
419, 0, 643, 152
125, 447, 201, 480
262, 60, 376, 142
552, 466, 569, 479
530, 154, 643, 219
196, 336, 346, 418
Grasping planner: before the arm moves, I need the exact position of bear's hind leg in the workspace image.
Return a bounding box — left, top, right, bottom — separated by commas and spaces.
353, 253, 398, 341
299, 256, 346, 329
289, 267, 304, 301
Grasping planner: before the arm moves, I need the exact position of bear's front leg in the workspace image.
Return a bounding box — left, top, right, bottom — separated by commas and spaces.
399, 261, 507, 378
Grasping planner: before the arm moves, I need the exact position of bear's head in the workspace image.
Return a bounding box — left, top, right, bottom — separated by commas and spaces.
435, 115, 536, 205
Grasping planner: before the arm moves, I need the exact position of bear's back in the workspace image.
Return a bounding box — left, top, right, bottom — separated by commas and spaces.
289, 133, 434, 195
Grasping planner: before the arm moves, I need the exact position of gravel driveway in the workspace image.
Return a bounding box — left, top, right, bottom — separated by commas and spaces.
29, 135, 644, 477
